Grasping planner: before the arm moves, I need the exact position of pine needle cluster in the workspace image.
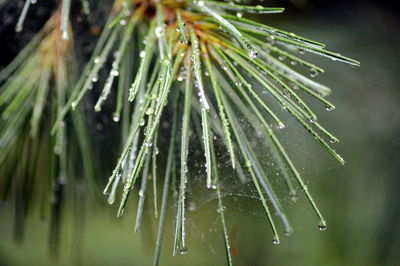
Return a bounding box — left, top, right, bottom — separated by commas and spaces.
0, 0, 359, 264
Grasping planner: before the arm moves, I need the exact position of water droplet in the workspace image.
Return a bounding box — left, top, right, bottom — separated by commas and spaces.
329, 138, 337, 144
139, 50, 145, 58
155, 26, 163, 37
283, 89, 291, 98
94, 57, 102, 64
107, 196, 115, 205
139, 118, 145, 126
91, 76, 98, 82
236, 11, 243, 18
234, 79, 242, 87
284, 229, 293, 236
146, 108, 154, 115
111, 70, 119, 76
278, 55, 286, 61
188, 201, 197, 211
309, 68, 318, 78
112, 114, 120, 122
276, 123, 285, 130
290, 60, 297, 66
272, 237, 280, 245
248, 49, 258, 60
319, 221, 327, 231
197, 0, 204, 7
138, 189, 144, 197
180, 247, 188, 254
309, 117, 317, 123
54, 146, 62, 155
123, 182, 131, 191
325, 105, 335, 111
119, 19, 127, 26
291, 195, 298, 202
217, 206, 226, 213
290, 83, 299, 90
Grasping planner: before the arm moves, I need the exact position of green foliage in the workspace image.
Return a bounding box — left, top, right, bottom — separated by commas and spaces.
0, 0, 359, 265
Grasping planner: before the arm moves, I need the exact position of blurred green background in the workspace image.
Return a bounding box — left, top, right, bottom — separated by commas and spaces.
1, 0, 399, 265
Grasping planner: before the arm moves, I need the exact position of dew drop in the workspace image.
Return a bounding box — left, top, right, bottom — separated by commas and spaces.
155, 26, 163, 37
112, 114, 120, 122
234, 79, 242, 87
62, 31, 68, 40
284, 229, 293, 236
319, 221, 327, 231
325, 105, 335, 111
54, 146, 62, 155
123, 182, 131, 191
180, 247, 188, 255
236, 11, 243, 18
119, 19, 127, 26
272, 237, 280, 245
276, 123, 285, 130
309, 117, 317, 123
291, 195, 298, 202
138, 189, 144, 197
248, 49, 258, 60
309, 68, 318, 78
146, 108, 154, 115
107, 196, 115, 205
330, 138, 338, 144
188, 201, 197, 211
139, 50, 145, 58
